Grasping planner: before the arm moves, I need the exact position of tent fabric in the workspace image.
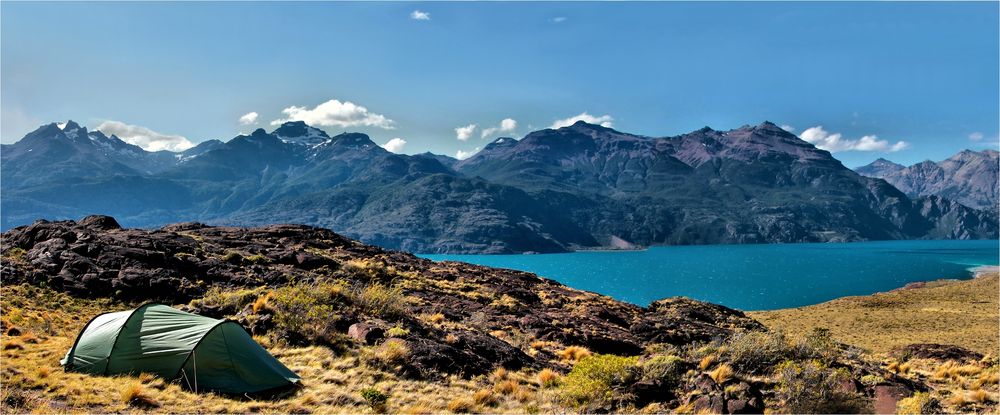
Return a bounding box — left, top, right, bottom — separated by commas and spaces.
62, 303, 300, 395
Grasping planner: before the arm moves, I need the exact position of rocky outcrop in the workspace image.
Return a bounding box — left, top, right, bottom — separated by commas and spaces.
1, 216, 764, 377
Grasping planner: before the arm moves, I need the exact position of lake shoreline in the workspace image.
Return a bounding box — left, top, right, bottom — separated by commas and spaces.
422, 239, 1000, 311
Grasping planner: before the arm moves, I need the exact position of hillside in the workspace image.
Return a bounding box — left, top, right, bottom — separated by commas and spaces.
752, 271, 1000, 413
6, 217, 995, 413
2, 120, 996, 253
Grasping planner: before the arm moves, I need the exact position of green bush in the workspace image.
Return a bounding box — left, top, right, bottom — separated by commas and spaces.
639, 355, 685, 388
360, 387, 389, 410
776, 360, 869, 414
560, 354, 639, 409
386, 326, 409, 338
343, 259, 395, 282
726, 330, 791, 374
245, 254, 270, 264
266, 281, 350, 346
364, 339, 411, 370
190, 286, 264, 315
357, 282, 405, 319
896, 392, 938, 415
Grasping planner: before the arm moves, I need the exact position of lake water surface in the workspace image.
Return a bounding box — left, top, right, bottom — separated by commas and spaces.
420, 239, 999, 310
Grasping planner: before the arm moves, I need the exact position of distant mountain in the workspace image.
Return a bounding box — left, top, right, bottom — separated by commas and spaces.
856, 150, 998, 211
855, 158, 904, 178
2, 119, 996, 253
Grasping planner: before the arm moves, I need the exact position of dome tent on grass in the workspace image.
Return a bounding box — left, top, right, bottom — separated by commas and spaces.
61, 303, 300, 396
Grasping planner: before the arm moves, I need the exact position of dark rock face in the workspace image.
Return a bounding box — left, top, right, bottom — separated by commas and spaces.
1, 218, 765, 377
892, 343, 985, 362
857, 150, 999, 211
3, 120, 995, 253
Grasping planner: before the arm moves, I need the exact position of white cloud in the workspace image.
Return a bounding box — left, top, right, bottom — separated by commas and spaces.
381, 137, 407, 153
455, 147, 481, 160
270, 99, 394, 129
455, 124, 477, 141
481, 118, 518, 138
238, 111, 259, 125
799, 126, 908, 153
550, 112, 614, 129
780, 125, 795, 132
551, 16, 568, 23
969, 132, 984, 141
410, 10, 430, 20
96, 120, 195, 152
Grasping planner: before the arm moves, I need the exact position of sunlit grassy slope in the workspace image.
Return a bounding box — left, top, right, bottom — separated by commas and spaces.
750, 272, 999, 355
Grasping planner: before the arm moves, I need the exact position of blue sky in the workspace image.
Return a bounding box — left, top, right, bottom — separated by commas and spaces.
2, 1, 997, 167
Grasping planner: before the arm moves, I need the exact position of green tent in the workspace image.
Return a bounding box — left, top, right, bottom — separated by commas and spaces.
61, 303, 300, 395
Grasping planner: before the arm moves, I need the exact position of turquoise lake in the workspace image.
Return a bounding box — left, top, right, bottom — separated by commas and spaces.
420, 239, 999, 311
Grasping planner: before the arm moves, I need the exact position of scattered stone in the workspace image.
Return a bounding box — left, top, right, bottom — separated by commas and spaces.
348, 323, 384, 345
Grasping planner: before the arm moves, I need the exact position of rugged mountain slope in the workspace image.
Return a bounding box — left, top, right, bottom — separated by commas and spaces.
2, 120, 995, 253
457, 121, 996, 246
856, 150, 998, 211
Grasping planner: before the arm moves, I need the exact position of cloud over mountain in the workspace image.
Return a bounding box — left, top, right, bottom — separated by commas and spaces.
800, 126, 909, 152
270, 99, 394, 129
381, 137, 407, 153
550, 112, 613, 129
95, 120, 194, 152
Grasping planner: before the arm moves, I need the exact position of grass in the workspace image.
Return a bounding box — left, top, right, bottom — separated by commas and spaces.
0, 283, 567, 414
557, 346, 592, 363
709, 364, 734, 384
750, 273, 999, 354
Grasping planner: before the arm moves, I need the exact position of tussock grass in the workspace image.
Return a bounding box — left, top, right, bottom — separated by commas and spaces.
709, 364, 734, 384
537, 369, 560, 388
557, 346, 592, 363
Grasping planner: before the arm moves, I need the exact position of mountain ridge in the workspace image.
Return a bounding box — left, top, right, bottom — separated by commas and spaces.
2, 119, 996, 253
855, 149, 998, 211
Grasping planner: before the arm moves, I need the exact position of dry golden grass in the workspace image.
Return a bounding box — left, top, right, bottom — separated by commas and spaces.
698, 354, 717, 370
447, 397, 476, 413
750, 273, 1000, 355
494, 379, 520, 395
472, 388, 498, 406
558, 345, 592, 362
0, 283, 567, 414
709, 364, 734, 384
537, 368, 560, 388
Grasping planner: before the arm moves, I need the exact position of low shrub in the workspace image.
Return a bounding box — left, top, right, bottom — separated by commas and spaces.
896, 392, 939, 414
366, 339, 411, 370
386, 326, 409, 338
191, 286, 263, 315
776, 360, 869, 413
639, 355, 685, 387
358, 283, 406, 319
344, 259, 396, 282
560, 354, 639, 409
725, 330, 790, 374
360, 387, 389, 410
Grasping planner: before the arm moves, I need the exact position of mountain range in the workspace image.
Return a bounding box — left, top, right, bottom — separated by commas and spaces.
856, 150, 998, 212
2, 120, 996, 253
